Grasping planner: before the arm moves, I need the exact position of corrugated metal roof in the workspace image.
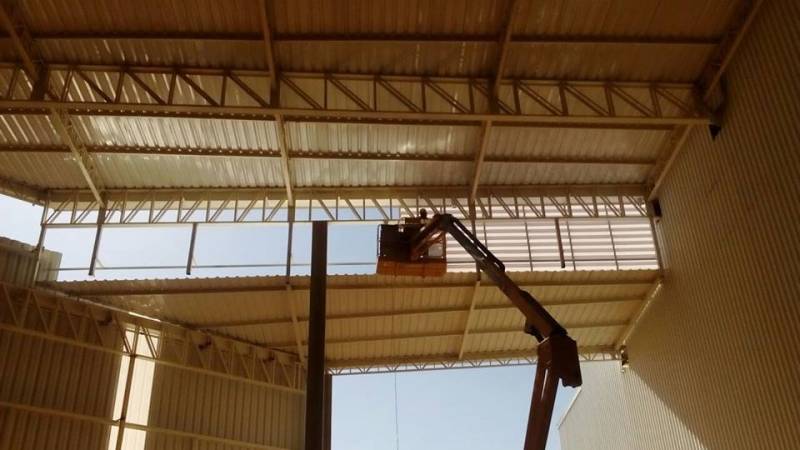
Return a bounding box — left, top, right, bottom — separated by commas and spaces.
0, 0, 739, 195
48, 269, 659, 366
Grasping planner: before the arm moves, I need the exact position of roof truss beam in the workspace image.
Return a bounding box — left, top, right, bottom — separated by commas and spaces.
0, 143, 656, 166
0, 64, 709, 129
38, 184, 651, 227
0, 5, 105, 206
3, 32, 721, 48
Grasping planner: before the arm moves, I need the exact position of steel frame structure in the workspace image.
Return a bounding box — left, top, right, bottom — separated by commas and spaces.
40, 185, 650, 227
0, 281, 306, 393
0, 64, 706, 127
328, 347, 620, 375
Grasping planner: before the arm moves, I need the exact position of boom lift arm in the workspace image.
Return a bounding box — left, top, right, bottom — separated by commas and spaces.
409, 214, 582, 450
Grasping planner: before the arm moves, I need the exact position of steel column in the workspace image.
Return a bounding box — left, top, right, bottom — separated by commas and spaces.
88, 205, 106, 276
305, 221, 328, 450
186, 223, 198, 275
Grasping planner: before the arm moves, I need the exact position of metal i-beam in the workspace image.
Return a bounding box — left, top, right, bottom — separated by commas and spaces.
0, 3, 105, 206
470, 0, 518, 204
492, 0, 519, 99
305, 221, 328, 450
258, 0, 278, 93
0, 143, 657, 166
274, 114, 295, 205
8, 32, 721, 47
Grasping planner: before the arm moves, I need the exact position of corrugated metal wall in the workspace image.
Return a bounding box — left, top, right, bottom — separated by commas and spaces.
145, 364, 305, 450
1, 314, 305, 450
560, 0, 800, 448
0, 330, 120, 449
0, 237, 61, 286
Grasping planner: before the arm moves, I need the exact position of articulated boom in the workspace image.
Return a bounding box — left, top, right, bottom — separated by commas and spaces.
408, 213, 582, 450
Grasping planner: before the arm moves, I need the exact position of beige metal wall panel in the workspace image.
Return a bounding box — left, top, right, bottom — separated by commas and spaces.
38, 40, 267, 70
487, 127, 668, 161
92, 154, 286, 189
0, 152, 92, 189
0, 330, 120, 450
479, 161, 649, 185
23, 0, 261, 34
0, 114, 60, 146
270, 0, 506, 35
560, 1, 800, 448
512, 0, 737, 37
146, 364, 305, 450
286, 122, 479, 158
49, 270, 658, 366
290, 159, 472, 187
276, 42, 494, 77
77, 117, 280, 152
504, 45, 713, 82
0, 238, 61, 286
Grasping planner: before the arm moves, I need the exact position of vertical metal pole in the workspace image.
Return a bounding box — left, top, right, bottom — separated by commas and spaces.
323, 373, 333, 450
88, 204, 106, 276
524, 220, 534, 271
115, 327, 139, 450
31, 197, 50, 284
554, 219, 565, 269
607, 220, 619, 270
305, 221, 327, 450
566, 220, 576, 270
468, 201, 480, 277
186, 223, 199, 275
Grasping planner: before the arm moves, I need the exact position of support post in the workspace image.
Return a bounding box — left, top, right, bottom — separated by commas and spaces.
186, 223, 198, 275
555, 219, 565, 269
88, 204, 106, 276
31, 197, 50, 284
305, 221, 328, 450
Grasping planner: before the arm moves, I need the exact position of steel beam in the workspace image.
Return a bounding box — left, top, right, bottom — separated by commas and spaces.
305, 221, 328, 450
0, 64, 708, 129
55, 278, 655, 297
37, 184, 650, 227
327, 346, 620, 375
273, 320, 628, 349
201, 297, 643, 330
6, 32, 721, 47
0, 143, 656, 166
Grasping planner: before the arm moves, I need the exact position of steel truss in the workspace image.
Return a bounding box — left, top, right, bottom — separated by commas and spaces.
41, 185, 650, 227
328, 347, 620, 375
0, 281, 305, 394
0, 64, 707, 128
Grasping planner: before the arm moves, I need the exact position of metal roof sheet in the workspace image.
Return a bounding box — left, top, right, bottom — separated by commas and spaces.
47, 269, 659, 366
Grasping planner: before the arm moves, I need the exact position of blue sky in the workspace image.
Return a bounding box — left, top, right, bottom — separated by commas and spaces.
0, 193, 575, 450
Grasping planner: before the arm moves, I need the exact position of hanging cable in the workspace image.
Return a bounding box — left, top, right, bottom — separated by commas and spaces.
391, 275, 401, 450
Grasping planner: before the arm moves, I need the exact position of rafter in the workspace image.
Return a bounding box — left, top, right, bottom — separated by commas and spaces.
647, 0, 765, 200
0, 143, 656, 166
4, 31, 721, 48
470, 0, 519, 205
200, 296, 643, 329
0, 3, 105, 206
258, 0, 278, 93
